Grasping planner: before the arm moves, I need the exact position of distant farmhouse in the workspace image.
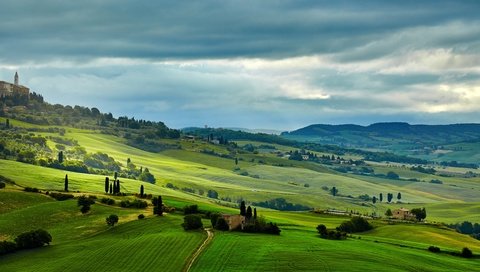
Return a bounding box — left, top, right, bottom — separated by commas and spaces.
392, 208, 416, 220
0, 72, 30, 98
222, 214, 245, 230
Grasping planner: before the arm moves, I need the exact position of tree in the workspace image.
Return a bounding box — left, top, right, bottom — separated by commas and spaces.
379, 193, 383, 202
207, 190, 218, 199
386, 171, 399, 179
461, 247, 473, 258
153, 196, 163, 216
254, 208, 257, 219
104, 177, 109, 194
5, 118, 9, 129
397, 192, 402, 201
106, 214, 119, 226
316, 224, 327, 235
385, 208, 393, 217
246, 206, 253, 220
387, 193, 393, 203
372, 196, 377, 204
182, 214, 203, 230
109, 183, 113, 194
140, 185, 144, 197
235, 158, 238, 165
215, 217, 229, 231
78, 195, 95, 214
64, 174, 68, 192
330, 186, 338, 196
240, 201, 246, 216
410, 208, 427, 221
114, 171, 118, 180
14, 229, 52, 249
58, 151, 63, 163
139, 171, 156, 184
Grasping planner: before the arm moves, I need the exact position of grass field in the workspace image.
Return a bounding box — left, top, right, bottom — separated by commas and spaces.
1, 117, 480, 271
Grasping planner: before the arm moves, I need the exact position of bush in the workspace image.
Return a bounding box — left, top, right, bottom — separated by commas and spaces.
337, 217, 373, 233
14, 229, 52, 250
0, 241, 17, 255
215, 217, 230, 231
24, 187, 39, 193
120, 199, 148, 209
138, 214, 145, 220
317, 224, 346, 240
106, 214, 119, 226
80, 205, 91, 214
49, 192, 74, 201
0, 182, 5, 189
428, 246, 441, 253
100, 197, 115, 205
182, 214, 203, 230
184, 204, 199, 215
77, 195, 95, 206
461, 247, 473, 258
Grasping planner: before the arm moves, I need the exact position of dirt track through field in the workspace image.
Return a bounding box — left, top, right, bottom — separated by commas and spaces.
184, 228, 213, 272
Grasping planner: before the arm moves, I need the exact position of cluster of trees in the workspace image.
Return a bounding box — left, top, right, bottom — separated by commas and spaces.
448, 221, 480, 240
373, 192, 401, 204
152, 196, 163, 216
410, 208, 427, 221
0, 229, 52, 256
316, 217, 373, 240
240, 201, 280, 235
252, 198, 311, 211
440, 160, 478, 169
104, 176, 122, 195
410, 165, 436, 174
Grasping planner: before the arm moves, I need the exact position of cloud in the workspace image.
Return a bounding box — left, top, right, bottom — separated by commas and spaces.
0, 1, 479, 129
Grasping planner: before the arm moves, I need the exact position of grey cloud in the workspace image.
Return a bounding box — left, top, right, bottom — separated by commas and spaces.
1, 1, 479, 63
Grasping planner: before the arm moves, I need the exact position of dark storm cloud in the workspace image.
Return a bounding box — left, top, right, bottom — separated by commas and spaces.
1, 1, 479, 129
1, 0, 479, 63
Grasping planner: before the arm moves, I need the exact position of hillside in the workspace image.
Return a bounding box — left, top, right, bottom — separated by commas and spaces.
1, 96, 480, 271
282, 122, 480, 165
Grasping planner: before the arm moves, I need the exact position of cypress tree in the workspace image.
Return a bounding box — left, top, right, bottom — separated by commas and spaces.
105, 177, 109, 194
64, 174, 68, 192
240, 201, 246, 216
117, 180, 121, 194
154, 196, 163, 216
58, 151, 64, 164
246, 206, 252, 219
5, 119, 9, 128
140, 185, 144, 197
253, 208, 257, 219
114, 172, 118, 180
109, 183, 113, 194
397, 192, 402, 201
379, 193, 383, 202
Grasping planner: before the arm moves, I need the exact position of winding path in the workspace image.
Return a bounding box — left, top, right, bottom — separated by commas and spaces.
184, 228, 213, 272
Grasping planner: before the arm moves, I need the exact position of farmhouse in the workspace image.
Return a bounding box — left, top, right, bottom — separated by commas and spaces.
392, 208, 415, 220
0, 72, 30, 98
222, 214, 245, 230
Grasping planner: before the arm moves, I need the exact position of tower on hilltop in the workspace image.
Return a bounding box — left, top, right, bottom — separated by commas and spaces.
14, 71, 19, 85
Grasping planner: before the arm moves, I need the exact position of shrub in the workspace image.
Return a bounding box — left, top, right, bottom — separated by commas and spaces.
80, 205, 91, 214
0, 182, 5, 189
215, 217, 230, 231
14, 229, 52, 250
184, 204, 199, 215
428, 246, 441, 253
106, 214, 119, 226
49, 192, 74, 201
24, 187, 39, 193
461, 247, 473, 258
138, 214, 145, 220
120, 199, 148, 209
182, 214, 203, 230
100, 197, 115, 205
0, 241, 17, 255
77, 195, 95, 207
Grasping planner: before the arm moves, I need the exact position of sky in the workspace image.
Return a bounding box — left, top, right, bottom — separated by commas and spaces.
1, 1, 479, 131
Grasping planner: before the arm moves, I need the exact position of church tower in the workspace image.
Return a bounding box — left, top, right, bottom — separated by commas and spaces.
14, 71, 19, 85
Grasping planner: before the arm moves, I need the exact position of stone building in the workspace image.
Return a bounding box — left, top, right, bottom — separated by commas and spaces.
0, 72, 30, 97
392, 208, 416, 220
222, 214, 245, 230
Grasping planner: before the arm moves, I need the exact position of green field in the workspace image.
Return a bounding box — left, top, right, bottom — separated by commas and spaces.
1, 117, 480, 271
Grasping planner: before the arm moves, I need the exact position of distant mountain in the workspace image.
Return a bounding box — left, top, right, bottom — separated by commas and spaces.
284, 122, 480, 138
281, 122, 480, 163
